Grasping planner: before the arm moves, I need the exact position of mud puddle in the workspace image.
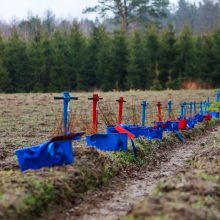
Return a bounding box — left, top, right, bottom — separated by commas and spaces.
46, 128, 218, 220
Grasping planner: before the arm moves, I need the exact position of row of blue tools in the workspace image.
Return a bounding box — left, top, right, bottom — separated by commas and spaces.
16, 90, 220, 171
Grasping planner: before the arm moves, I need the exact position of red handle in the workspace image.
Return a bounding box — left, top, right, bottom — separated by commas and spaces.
157, 102, 162, 122
115, 125, 135, 139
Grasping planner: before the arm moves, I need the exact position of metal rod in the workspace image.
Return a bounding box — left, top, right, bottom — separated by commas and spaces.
141, 100, 147, 126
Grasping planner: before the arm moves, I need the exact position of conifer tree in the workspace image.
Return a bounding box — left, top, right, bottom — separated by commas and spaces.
50, 31, 71, 91
41, 33, 56, 92
195, 35, 215, 86
175, 26, 195, 84
212, 29, 220, 87
68, 22, 87, 91
0, 58, 10, 92
85, 25, 106, 89
110, 29, 128, 90
159, 24, 177, 89
127, 29, 146, 89
143, 25, 160, 89
28, 29, 45, 92
96, 28, 113, 91
4, 30, 31, 92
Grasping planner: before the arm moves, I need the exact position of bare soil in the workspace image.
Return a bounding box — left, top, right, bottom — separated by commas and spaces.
0, 91, 218, 219
42, 124, 219, 220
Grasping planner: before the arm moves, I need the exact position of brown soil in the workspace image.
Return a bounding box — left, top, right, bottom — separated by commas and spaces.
41, 125, 219, 220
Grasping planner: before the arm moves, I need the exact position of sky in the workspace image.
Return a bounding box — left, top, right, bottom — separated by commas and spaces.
0, 0, 199, 22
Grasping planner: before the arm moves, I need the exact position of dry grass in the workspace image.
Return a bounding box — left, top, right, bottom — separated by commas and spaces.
0, 89, 217, 219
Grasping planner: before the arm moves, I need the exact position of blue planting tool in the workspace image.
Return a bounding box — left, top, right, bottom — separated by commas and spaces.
54, 92, 78, 134
130, 139, 137, 157
16, 92, 83, 172
200, 101, 203, 115
216, 90, 220, 103
207, 97, 210, 108
180, 102, 186, 119
204, 101, 208, 114
194, 101, 197, 114
174, 131, 185, 142
193, 101, 203, 122
165, 100, 185, 142
189, 102, 193, 117
107, 124, 163, 141
16, 132, 84, 171
187, 101, 197, 129
86, 133, 128, 151
168, 100, 172, 120
141, 101, 147, 127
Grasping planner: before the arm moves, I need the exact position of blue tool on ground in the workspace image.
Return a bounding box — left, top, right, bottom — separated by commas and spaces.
54, 91, 79, 133
118, 124, 163, 140
16, 132, 84, 172
194, 101, 204, 122
141, 101, 147, 127
16, 92, 83, 172
186, 102, 197, 129
200, 101, 203, 115
86, 133, 128, 151
216, 89, 220, 103
163, 100, 179, 132
114, 125, 137, 157
86, 96, 129, 152
210, 111, 220, 118
106, 99, 163, 142
207, 97, 211, 108
159, 100, 185, 142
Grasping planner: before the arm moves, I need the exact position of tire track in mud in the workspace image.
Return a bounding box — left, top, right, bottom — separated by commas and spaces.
47, 127, 219, 220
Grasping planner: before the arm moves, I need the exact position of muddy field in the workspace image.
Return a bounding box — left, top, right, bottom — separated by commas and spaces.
0, 90, 218, 219
126, 126, 220, 220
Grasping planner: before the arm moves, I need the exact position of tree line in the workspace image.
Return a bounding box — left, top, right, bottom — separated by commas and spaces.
0, 22, 220, 93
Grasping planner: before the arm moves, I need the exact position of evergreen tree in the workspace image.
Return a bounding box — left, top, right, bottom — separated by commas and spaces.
0, 34, 9, 92
28, 29, 45, 91
159, 24, 177, 89
4, 30, 31, 92
195, 35, 215, 86
0, 58, 10, 92
111, 29, 128, 90
212, 29, 220, 87
85, 25, 106, 89
175, 26, 195, 84
96, 28, 113, 91
143, 25, 160, 89
68, 22, 87, 91
127, 29, 146, 89
50, 30, 71, 91
41, 33, 56, 92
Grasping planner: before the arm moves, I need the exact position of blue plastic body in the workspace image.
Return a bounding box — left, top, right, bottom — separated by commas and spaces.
180, 102, 187, 119
189, 102, 193, 117
168, 100, 172, 120
16, 139, 73, 172
147, 127, 163, 140
210, 111, 220, 118
187, 118, 196, 129
141, 101, 147, 127
207, 97, 210, 108
63, 92, 70, 133
194, 113, 204, 122
106, 124, 163, 140
194, 102, 197, 114
204, 101, 208, 114
200, 101, 203, 114
86, 133, 128, 151
216, 90, 220, 103
164, 121, 179, 132
119, 124, 163, 140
